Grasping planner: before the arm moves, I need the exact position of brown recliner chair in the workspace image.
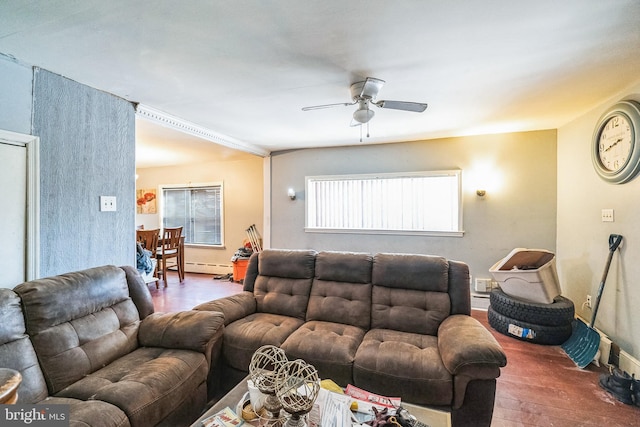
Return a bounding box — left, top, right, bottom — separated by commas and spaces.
1, 265, 224, 427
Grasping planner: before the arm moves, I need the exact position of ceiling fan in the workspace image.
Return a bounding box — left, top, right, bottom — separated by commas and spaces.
301, 77, 428, 127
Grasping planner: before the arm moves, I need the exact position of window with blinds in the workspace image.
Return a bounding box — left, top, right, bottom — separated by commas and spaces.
162, 184, 224, 246
305, 171, 462, 235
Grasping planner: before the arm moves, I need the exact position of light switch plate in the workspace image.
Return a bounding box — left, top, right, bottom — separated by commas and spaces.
100, 196, 117, 212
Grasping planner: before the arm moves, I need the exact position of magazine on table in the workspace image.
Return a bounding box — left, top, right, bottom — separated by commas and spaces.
344, 384, 401, 413
201, 406, 244, 427
310, 383, 402, 427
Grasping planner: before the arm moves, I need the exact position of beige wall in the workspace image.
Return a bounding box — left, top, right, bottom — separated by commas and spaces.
136, 156, 264, 273
270, 130, 557, 302
557, 80, 640, 360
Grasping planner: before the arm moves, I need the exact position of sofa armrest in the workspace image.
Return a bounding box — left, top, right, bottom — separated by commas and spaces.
438, 315, 507, 376
438, 315, 507, 409
139, 310, 224, 354
193, 291, 257, 325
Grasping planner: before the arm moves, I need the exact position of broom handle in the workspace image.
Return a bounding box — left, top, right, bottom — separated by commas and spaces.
590, 234, 623, 326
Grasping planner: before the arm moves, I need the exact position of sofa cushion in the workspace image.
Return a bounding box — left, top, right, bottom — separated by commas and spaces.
56, 347, 207, 427
372, 253, 449, 291
315, 251, 372, 284
242, 252, 260, 292
354, 329, 453, 406
0, 288, 49, 403
14, 266, 141, 394
371, 254, 451, 335
306, 279, 372, 329
371, 286, 450, 335
121, 265, 155, 320
306, 251, 373, 329
448, 260, 471, 315
223, 313, 304, 371
253, 250, 316, 319
282, 320, 365, 386
258, 249, 316, 279
254, 276, 313, 319
194, 291, 257, 326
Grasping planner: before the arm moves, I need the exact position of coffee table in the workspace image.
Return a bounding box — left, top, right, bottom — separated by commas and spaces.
191, 378, 450, 427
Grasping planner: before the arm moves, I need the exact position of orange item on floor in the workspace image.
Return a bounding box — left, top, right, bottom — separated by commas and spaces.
232, 259, 249, 282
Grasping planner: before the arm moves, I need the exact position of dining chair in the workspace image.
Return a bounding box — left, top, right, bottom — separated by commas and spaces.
136, 229, 160, 287
157, 226, 184, 286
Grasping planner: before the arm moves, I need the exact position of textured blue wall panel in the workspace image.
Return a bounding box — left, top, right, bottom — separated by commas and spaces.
33, 69, 135, 277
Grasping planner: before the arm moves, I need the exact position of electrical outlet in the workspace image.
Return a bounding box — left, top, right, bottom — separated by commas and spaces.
601, 209, 614, 222
100, 196, 117, 212
475, 278, 492, 293
586, 294, 592, 309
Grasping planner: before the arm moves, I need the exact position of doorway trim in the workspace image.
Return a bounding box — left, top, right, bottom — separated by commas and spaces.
0, 129, 40, 281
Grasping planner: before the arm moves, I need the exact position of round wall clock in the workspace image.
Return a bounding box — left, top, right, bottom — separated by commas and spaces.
592, 100, 640, 184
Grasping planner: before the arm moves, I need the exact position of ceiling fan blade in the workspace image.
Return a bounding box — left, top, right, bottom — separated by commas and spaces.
301, 102, 354, 111
374, 100, 428, 112
359, 77, 385, 99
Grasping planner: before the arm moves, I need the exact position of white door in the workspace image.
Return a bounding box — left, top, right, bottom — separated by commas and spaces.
0, 141, 27, 287
0, 129, 39, 288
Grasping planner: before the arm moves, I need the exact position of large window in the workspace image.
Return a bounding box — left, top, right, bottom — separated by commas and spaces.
306, 170, 462, 236
161, 184, 224, 246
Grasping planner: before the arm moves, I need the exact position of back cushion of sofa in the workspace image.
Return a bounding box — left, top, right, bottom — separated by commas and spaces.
371, 253, 451, 335
307, 251, 373, 329
14, 266, 140, 394
254, 249, 316, 319
0, 288, 49, 403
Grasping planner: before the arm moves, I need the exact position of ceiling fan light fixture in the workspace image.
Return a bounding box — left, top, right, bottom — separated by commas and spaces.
353, 105, 375, 124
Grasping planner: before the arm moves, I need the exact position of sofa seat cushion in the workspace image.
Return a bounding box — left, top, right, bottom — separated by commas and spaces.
56, 347, 208, 427
353, 329, 452, 406
223, 313, 304, 371
281, 321, 366, 386
40, 396, 131, 427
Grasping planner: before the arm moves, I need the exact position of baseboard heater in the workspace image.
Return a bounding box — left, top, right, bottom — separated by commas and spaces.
184, 262, 233, 275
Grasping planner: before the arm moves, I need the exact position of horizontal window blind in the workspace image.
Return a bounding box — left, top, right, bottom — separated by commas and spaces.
162, 185, 223, 246
306, 171, 461, 233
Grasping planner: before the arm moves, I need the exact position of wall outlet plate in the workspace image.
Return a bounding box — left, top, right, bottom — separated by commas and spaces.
100, 196, 117, 212
475, 278, 492, 293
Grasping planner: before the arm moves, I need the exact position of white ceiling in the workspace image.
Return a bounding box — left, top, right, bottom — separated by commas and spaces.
2, 1, 640, 167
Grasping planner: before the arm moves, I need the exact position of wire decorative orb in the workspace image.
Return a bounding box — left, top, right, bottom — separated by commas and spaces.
275, 359, 320, 427
249, 345, 289, 393
249, 345, 289, 424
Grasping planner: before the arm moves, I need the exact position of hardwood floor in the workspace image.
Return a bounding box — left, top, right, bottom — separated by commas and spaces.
148, 272, 244, 313
149, 272, 640, 426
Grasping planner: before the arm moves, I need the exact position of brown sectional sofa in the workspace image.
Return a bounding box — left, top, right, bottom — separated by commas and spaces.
194, 249, 507, 427
0, 265, 224, 427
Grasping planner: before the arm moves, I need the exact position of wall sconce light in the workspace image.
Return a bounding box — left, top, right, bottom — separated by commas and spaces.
288, 188, 296, 200
476, 189, 486, 197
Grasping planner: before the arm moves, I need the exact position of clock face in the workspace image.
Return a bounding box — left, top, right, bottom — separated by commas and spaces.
598, 114, 632, 172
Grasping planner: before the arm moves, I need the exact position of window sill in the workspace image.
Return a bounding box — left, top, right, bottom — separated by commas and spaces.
184, 244, 226, 249
304, 228, 464, 237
